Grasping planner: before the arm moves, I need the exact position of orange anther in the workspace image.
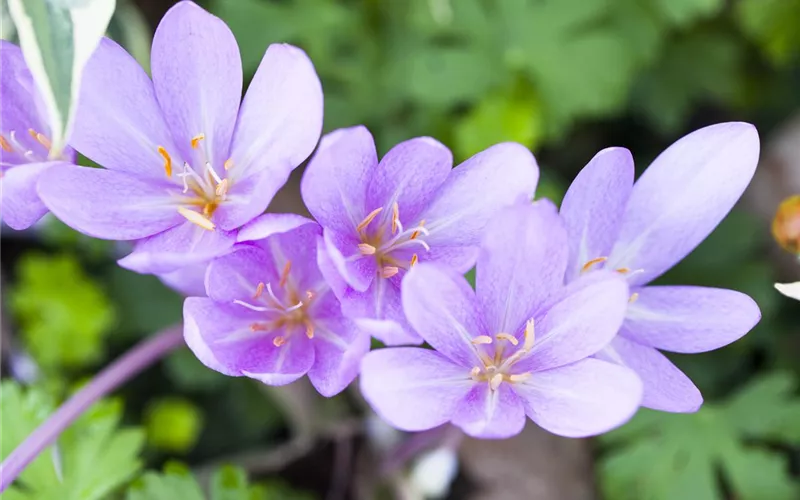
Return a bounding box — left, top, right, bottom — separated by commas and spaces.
158, 146, 172, 177
410, 254, 418, 266
356, 207, 383, 232
279, 261, 292, 288
224, 158, 234, 170
273, 336, 286, 347
191, 133, 205, 149
380, 266, 399, 279
391, 202, 400, 234
581, 256, 608, 272
410, 220, 425, 240
254, 282, 265, 299
0, 135, 13, 152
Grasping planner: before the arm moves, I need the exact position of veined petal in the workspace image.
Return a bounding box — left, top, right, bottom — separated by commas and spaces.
307, 309, 371, 397
366, 137, 452, 224
341, 274, 422, 346
237, 213, 316, 242
205, 244, 276, 303
512, 358, 642, 438
214, 164, 292, 231
421, 142, 538, 248
402, 263, 486, 367
184, 297, 314, 384
452, 383, 526, 439
2, 162, 58, 230
477, 201, 568, 335
158, 261, 209, 297
257, 222, 324, 293
151, 1, 241, 167
597, 336, 702, 413
321, 228, 376, 292
560, 147, 634, 282
301, 126, 377, 234
622, 286, 760, 353
229, 44, 322, 180
608, 123, 760, 285
70, 37, 180, 179
359, 348, 474, 432
775, 282, 800, 301
37, 165, 180, 240
117, 221, 237, 274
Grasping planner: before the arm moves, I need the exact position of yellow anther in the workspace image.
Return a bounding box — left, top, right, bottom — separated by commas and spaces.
254, 282, 265, 299
279, 261, 292, 288
224, 158, 234, 170
471, 335, 493, 345
489, 373, 504, 391
191, 133, 205, 149
356, 207, 383, 232
0, 134, 13, 152
495, 333, 518, 346
28, 129, 51, 150
410, 220, 425, 240
616, 267, 631, 274
582, 256, 608, 272
629, 292, 639, 304
470, 366, 481, 379
380, 266, 399, 279
509, 373, 532, 383
410, 253, 418, 267
178, 206, 215, 231
522, 319, 535, 351
215, 178, 229, 197
358, 243, 377, 255
158, 146, 172, 177
273, 336, 286, 347
305, 320, 315, 339
250, 323, 269, 331
391, 202, 400, 234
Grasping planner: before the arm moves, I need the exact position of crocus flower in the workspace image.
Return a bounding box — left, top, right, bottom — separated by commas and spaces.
37, 1, 322, 274
183, 216, 370, 396
559, 122, 761, 413
0, 40, 75, 230
360, 202, 642, 439
302, 126, 538, 345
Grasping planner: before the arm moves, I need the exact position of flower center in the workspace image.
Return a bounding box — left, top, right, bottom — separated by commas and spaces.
232, 260, 317, 347
0, 128, 61, 168
469, 319, 536, 390
159, 133, 233, 231
354, 202, 430, 279
580, 256, 643, 303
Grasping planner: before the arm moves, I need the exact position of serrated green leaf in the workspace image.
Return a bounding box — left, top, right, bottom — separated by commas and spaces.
126, 462, 204, 500
7, 0, 115, 156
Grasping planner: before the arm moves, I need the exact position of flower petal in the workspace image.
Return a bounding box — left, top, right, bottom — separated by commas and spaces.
301, 126, 377, 234
775, 282, 800, 301
477, 200, 568, 335
321, 228, 376, 292
158, 261, 209, 297
512, 358, 642, 438
37, 165, 180, 240
237, 213, 316, 242
341, 273, 422, 345
608, 123, 760, 285
151, 1, 241, 168
214, 166, 289, 231
452, 383, 526, 439
205, 244, 276, 303
421, 142, 539, 249
597, 336, 702, 413
560, 147, 634, 282
117, 221, 237, 274
2, 162, 57, 230
183, 297, 314, 385
366, 137, 452, 223
229, 43, 322, 180
402, 263, 486, 367
70, 37, 179, 179
359, 347, 473, 432
513, 271, 629, 372
622, 286, 760, 353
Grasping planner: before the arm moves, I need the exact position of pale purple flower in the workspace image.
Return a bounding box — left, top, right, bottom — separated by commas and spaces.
37, 1, 322, 274
559, 122, 762, 413
0, 41, 75, 230
302, 126, 539, 345
183, 216, 370, 396
359, 202, 642, 439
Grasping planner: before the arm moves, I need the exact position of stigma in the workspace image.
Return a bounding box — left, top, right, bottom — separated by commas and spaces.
468, 319, 536, 391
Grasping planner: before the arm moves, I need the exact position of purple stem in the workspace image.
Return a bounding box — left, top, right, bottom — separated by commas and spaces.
0, 325, 184, 492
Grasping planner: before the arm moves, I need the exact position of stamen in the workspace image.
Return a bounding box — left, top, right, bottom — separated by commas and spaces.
158, 146, 172, 177
509, 373, 531, 383
191, 133, 205, 149
265, 283, 282, 306
489, 373, 503, 391
358, 243, 376, 255
234, 299, 274, 312
410, 220, 425, 240
206, 162, 223, 184
215, 178, 229, 197
410, 254, 418, 267
495, 333, 518, 346
522, 319, 535, 351
250, 323, 269, 331
356, 207, 383, 232
273, 336, 286, 347
0, 134, 13, 152
254, 282, 265, 299
470, 367, 481, 379
34, 132, 51, 150
279, 261, 292, 288
285, 302, 304, 313
224, 158, 234, 170
471, 335, 493, 345
391, 202, 400, 234
380, 266, 399, 279
305, 320, 315, 339
178, 206, 215, 231
616, 267, 631, 274
628, 292, 639, 304
582, 256, 608, 272
306, 290, 314, 300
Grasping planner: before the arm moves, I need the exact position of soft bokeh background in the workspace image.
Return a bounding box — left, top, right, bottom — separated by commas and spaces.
2, 0, 799, 498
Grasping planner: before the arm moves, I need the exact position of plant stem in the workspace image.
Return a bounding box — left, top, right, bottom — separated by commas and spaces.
0, 325, 184, 492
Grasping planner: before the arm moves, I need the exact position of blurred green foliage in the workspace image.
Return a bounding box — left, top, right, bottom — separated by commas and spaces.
144, 397, 204, 454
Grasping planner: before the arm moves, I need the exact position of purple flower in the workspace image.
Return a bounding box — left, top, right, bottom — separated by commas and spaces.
37, 1, 322, 274
302, 126, 539, 345
0, 41, 75, 230
183, 216, 370, 396
359, 202, 642, 439
559, 122, 762, 413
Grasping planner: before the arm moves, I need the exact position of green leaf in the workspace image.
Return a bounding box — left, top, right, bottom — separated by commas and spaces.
736, 0, 800, 66
651, 0, 723, 26
107, 266, 182, 338
7, 0, 115, 156
1, 380, 144, 500
599, 375, 800, 500
144, 397, 204, 454
10, 253, 116, 370
106, 0, 150, 71
126, 462, 204, 500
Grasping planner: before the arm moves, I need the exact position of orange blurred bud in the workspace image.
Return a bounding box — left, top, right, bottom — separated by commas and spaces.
773, 195, 800, 254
